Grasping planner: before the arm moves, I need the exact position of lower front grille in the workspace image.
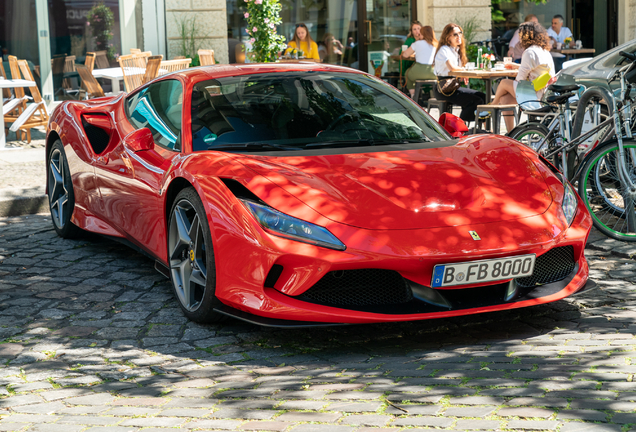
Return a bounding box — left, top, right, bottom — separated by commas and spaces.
516, 246, 575, 288
297, 269, 413, 307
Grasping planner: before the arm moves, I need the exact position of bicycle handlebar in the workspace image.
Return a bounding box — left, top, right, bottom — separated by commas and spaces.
619, 51, 636, 62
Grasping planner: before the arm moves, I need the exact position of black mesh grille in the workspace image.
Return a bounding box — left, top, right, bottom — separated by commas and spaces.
297, 269, 413, 307
517, 246, 575, 288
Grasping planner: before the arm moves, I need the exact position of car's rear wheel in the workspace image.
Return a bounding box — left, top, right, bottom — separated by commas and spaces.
168, 187, 226, 323
48, 140, 80, 238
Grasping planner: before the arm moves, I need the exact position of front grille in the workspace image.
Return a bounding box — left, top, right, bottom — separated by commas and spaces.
517, 246, 575, 288
297, 269, 413, 307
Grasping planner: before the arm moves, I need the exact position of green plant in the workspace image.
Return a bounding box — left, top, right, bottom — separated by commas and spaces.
87, 2, 116, 60
175, 16, 206, 66
491, 0, 548, 23
244, 0, 287, 62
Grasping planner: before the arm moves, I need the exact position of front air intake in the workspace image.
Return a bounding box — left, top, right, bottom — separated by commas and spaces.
516, 246, 575, 288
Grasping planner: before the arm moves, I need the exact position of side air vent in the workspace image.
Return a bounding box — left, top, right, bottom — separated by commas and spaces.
81, 114, 111, 154
220, 178, 265, 203
264, 264, 284, 288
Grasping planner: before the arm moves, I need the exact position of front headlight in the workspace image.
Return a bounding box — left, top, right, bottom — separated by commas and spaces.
562, 181, 577, 226
241, 200, 346, 251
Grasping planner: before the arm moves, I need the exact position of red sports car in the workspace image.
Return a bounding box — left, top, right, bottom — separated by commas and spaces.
46, 63, 593, 326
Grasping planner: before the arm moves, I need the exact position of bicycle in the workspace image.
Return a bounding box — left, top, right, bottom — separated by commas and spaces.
511, 52, 636, 240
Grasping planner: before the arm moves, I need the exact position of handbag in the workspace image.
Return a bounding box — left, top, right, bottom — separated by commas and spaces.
437, 76, 461, 97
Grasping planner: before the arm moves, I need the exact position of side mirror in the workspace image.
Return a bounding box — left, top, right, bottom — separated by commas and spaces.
124, 128, 155, 152
438, 113, 469, 138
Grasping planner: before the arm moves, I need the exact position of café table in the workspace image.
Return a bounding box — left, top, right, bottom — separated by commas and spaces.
92, 67, 126, 94
551, 48, 596, 61
0, 78, 36, 149
448, 69, 518, 103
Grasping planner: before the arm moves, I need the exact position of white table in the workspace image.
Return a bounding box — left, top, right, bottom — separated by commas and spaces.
91, 67, 126, 94
0, 79, 36, 150
92, 67, 168, 94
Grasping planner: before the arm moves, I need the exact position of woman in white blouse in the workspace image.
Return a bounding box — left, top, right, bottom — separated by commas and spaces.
491, 21, 555, 132
433, 23, 485, 123
401, 26, 437, 98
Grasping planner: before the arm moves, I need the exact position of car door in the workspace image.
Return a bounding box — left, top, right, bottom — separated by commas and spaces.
95, 79, 184, 259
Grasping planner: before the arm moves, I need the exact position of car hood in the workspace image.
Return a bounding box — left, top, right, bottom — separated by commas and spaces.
236, 136, 553, 230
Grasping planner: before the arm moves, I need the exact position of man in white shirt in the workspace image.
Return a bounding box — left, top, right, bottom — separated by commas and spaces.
546, 14, 573, 71
508, 14, 539, 63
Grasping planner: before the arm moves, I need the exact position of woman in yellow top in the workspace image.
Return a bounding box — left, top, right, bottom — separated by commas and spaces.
286, 23, 320, 60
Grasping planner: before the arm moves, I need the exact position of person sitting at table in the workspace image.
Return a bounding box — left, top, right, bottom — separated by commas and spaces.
547, 14, 572, 72
491, 21, 555, 132
319, 33, 344, 64
402, 26, 437, 98
399, 21, 423, 79
507, 14, 539, 63
433, 23, 485, 124
286, 23, 320, 60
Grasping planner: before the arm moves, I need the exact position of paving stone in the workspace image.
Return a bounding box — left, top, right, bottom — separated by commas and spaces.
20, 425, 85, 432
454, 420, 503, 430
289, 426, 354, 432
557, 410, 609, 422
338, 414, 390, 426
325, 402, 382, 412
119, 417, 185, 427
65, 393, 116, 406
560, 423, 622, 432
0, 395, 43, 408
444, 406, 496, 417
505, 420, 560, 430
385, 404, 441, 415
276, 412, 342, 422
181, 419, 242, 429
505, 397, 569, 407
239, 421, 293, 431
11, 402, 65, 415
110, 397, 167, 406
497, 407, 555, 418
105, 407, 162, 416
212, 408, 277, 420
391, 416, 454, 428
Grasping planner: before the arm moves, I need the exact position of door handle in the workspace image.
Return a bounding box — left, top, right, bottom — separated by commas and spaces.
365, 20, 372, 45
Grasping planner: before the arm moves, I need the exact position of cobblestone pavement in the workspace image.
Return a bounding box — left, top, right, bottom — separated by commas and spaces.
0, 215, 635, 432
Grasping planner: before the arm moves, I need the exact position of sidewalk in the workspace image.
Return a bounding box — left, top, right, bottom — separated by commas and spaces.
0, 127, 47, 217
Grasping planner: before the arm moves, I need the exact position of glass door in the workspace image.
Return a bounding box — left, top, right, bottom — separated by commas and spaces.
358, 0, 411, 75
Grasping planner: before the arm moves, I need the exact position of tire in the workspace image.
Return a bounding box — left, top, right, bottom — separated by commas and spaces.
578, 139, 636, 241
508, 122, 551, 154
48, 140, 80, 238
167, 187, 226, 323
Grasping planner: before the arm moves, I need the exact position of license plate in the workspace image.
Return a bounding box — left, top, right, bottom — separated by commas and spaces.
431, 254, 536, 288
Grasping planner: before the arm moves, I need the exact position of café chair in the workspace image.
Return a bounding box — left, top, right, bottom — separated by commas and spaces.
76, 64, 106, 99
198, 49, 215, 66
5, 56, 28, 126
426, 98, 455, 117
85, 52, 96, 72
130, 48, 142, 55
143, 55, 163, 84
119, 54, 147, 92
413, 79, 436, 106
473, 103, 518, 135
8, 60, 49, 143
159, 58, 192, 75
93, 50, 110, 69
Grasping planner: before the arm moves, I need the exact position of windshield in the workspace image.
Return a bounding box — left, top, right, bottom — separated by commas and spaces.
190, 72, 450, 152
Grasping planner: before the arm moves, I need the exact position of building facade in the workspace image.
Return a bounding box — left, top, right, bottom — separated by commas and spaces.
0, 0, 634, 103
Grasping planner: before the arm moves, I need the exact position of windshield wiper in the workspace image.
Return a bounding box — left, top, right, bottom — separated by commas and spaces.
208, 142, 299, 151
305, 138, 430, 148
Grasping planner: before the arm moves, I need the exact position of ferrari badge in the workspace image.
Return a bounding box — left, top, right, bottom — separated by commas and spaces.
469, 231, 481, 241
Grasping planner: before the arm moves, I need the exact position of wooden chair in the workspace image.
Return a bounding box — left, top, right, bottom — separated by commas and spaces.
159, 58, 192, 75
85, 52, 96, 72
93, 50, 110, 69
130, 48, 142, 54
0, 62, 12, 99
5, 56, 27, 121
8, 60, 49, 143
198, 49, 215, 66
76, 64, 105, 99
63, 55, 80, 98
143, 55, 163, 84
118, 54, 147, 92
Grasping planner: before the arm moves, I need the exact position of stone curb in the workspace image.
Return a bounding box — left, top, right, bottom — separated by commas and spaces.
0, 194, 49, 217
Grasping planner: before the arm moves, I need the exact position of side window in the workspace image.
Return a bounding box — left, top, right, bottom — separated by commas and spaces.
126, 79, 183, 150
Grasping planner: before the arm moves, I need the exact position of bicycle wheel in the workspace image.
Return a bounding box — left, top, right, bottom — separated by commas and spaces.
508, 122, 551, 154
578, 139, 636, 241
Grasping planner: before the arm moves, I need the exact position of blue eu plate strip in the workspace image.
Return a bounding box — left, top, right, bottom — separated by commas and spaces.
432, 266, 445, 288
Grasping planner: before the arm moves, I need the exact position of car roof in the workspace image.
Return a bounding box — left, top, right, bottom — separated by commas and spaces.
171, 62, 369, 84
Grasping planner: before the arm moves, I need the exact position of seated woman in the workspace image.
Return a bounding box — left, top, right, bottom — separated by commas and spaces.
433, 23, 485, 123
319, 33, 344, 64
286, 23, 320, 61
401, 26, 437, 98
491, 21, 555, 132
399, 21, 423, 78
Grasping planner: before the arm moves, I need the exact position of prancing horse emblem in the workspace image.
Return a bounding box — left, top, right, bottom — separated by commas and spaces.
469, 231, 481, 241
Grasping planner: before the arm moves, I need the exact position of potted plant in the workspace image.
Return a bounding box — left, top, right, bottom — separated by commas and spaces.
87, 2, 116, 62
243, 0, 287, 62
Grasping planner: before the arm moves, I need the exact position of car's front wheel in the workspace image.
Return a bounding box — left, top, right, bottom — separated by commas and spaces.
48, 140, 80, 238
168, 187, 226, 323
